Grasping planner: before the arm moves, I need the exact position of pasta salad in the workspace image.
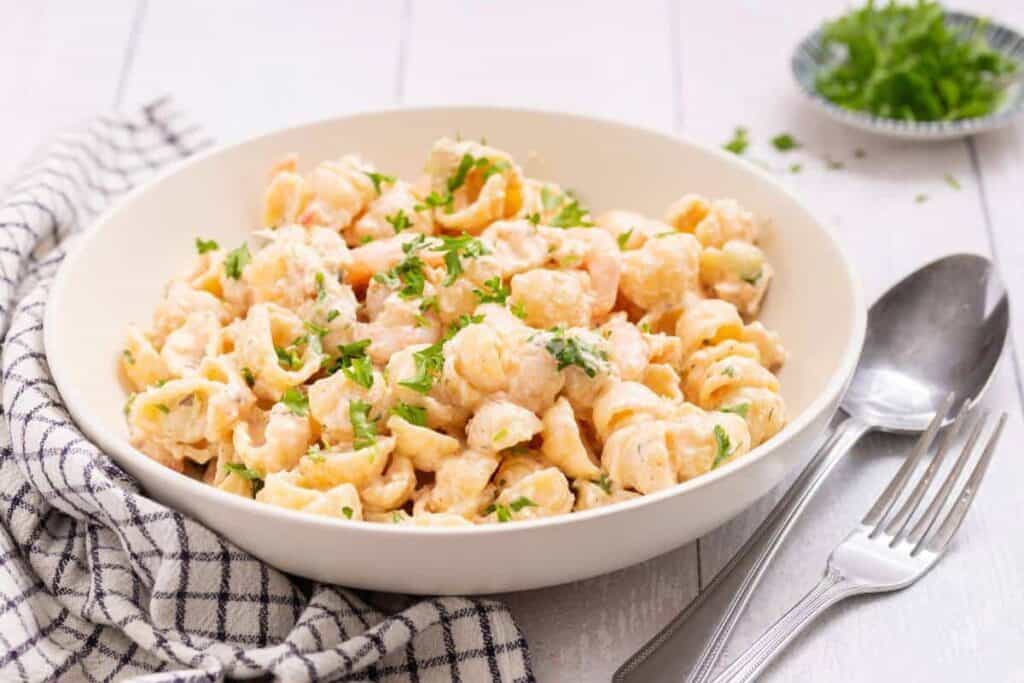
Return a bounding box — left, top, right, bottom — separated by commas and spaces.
119, 137, 787, 527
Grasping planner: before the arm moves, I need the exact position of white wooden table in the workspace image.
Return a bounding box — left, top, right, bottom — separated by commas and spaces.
5, 1, 1023, 680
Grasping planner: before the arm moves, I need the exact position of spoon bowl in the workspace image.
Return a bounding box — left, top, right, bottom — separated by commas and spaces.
844, 253, 1009, 433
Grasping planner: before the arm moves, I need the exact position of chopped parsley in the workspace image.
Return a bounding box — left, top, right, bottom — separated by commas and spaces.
122, 349, 135, 365
306, 444, 326, 463
419, 295, 439, 313
342, 506, 354, 519
392, 400, 428, 426
486, 503, 513, 523
541, 186, 562, 211
771, 133, 799, 151
431, 233, 489, 285
156, 403, 170, 414
123, 393, 136, 417
550, 198, 594, 228
275, 344, 303, 371
594, 473, 613, 494
399, 342, 444, 394
510, 496, 537, 512
445, 313, 484, 341
544, 329, 607, 378
327, 309, 340, 322
723, 127, 749, 155
392, 511, 404, 523
722, 366, 736, 377
741, 270, 763, 285
324, 338, 372, 376
315, 272, 328, 301
415, 191, 454, 212
526, 212, 541, 225
195, 237, 219, 254
280, 387, 309, 416
365, 170, 395, 195
374, 234, 428, 299
616, 228, 634, 250
492, 428, 509, 444
944, 173, 961, 190
473, 277, 509, 304
305, 320, 328, 338
241, 367, 256, 388
447, 154, 475, 194
386, 209, 413, 233
510, 301, 527, 319
343, 355, 375, 389
711, 424, 732, 469
349, 400, 378, 449
789, 163, 802, 174
223, 243, 251, 280
915, 193, 929, 204
720, 403, 750, 418
225, 463, 264, 496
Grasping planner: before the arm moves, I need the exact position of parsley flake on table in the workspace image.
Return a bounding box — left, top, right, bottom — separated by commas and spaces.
789, 163, 803, 174
915, 193, 929, 204
349, 400, 378, 450
722, 126, 749, 154
711, 424, 732, 469
224, 243, 250, 279
225, 463, 264, 496
771, 133, 799, 151
814, 0, 1019, 122
944, 173, 961, 190
399, 342, 444, 394
195, 237, 219, 254
280, 387, 309, 416
392, 400, 428, 426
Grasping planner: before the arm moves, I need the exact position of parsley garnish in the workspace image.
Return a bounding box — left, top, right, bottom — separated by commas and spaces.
431, 233, 489, 285
241, 367, 256, 388
485, 503, 513, 522
275, 345, 302, 370
392, 401, 428, 426
944, 173, 961, 190
156, 403, 170, 414
711, 425, 732, 469
616, 229, 634, 250
594, 473, 613, 494
343, 355, 375, 389
305, 320, 328, 338
444, 314, 484, 341
510, 496, 537, 512
741, 270, 762, 286
374, 235, 428, 299
123, 393, 136, 417
326, 309, 340, 322
122, 349, 135, 365
510, 302, 527, 319
306, 444, 325, 463
720, 403, 750, 418
771, 133, 799, 151
789, 163, 802, 174
526, 212, 541, 225
544, 330, 606, 378
392, 511, 403, 523
365, 171, 395, 195
722, 366, 736, 377
541, 186, 561, 211
386, 209, 412, 233
492, 428, 508, 443
224, 243, 251, 280
399, 342, 444, 394
419, 295, 438, 313
341, 506, 354, 519
225, 462, 264, 496
473, 277, 509, 304
280, 388, 309, 416
915, 193, 929, 204
324, 338, 371, 375
195, 237, 219, 254
349, 400, 377, 449
723, 127, 749, 154
447, 154, 475, 194
550, 199, 594, 228
315, 272, 327, 301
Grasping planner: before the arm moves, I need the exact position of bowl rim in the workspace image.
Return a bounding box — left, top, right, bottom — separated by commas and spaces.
790, 10, 1024, 137
45, 104, 867, 537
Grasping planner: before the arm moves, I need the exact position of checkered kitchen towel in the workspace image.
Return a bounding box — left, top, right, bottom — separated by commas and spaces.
0, 99, 534, 683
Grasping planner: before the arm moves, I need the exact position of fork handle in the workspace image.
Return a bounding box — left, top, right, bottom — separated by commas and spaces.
614, 413, 872, 683
711, 569, 864, 683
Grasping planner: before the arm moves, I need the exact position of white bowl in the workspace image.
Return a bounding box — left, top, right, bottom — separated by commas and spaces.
46, 107, 865, 595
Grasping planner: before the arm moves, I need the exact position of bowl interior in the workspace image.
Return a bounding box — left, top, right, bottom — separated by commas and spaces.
47, 107, 860, 513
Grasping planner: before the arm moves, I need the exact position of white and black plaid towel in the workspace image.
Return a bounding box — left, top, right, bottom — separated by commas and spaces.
0, 99, 535, 683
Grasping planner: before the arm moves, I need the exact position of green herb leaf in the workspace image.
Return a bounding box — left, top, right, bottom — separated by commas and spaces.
447, 153, 475, 193
915, 193, 929, 204
365, 171, 395, 195
224, 243, 251, 280
616, 228, 634, 250
526, 212, 541, 225
349, 400, 378, 449
392, 400, 428, 426
771, 133, 799, 151
509, 496, 537, 512
472, 277, 509, 304
594, 473, 613, 494
342, 506, 354, 519
195, 237, 219, 254
280, 387, 309, 416
544, 329, 606, 378
431, 233, 489, 285
723, 127, 749, 154
122, 349, 135, 365
789, 163, 802, 173
445, 313, 484, 341
306, 444, 326, 463
327, 309, 340, 322
720, 403, 750, 418
315, 272, 328, 302
343, 355, 375, 389
399, 342, 444, 394
485, 503, 513, 523
225, 462, 264, 496
386, 209, 413, 233
275, 345, 302, 371
510, 301, 527, 319
944, 173, 961, 190
241, 367, 256, 388
711, 424, 732, 469
550, 199, 594, 228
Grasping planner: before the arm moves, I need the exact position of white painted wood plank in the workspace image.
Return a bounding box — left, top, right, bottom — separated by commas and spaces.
0, 0, 138, 184
403, 2, 695, 679
403, 0, 676, 132
119, 0, 404, 145
674, 1, 1024, 680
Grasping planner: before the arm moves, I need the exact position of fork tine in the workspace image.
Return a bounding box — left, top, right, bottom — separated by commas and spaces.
917, 413, 1007, 555
886, 403, 970, 542
863, 392, 954, 531
907, 411, 988, 549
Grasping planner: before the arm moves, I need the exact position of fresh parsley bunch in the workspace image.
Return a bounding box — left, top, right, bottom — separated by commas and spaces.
815, 0, 1018, 121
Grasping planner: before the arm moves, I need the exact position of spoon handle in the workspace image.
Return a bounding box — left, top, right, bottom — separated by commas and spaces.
613, 413, 873, 683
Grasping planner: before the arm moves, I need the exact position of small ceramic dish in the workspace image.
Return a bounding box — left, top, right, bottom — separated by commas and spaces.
792, 10, 1024, 140
45, 107, 865, 594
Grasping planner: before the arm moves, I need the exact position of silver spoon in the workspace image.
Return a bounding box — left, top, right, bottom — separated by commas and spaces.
615, 253, 1008, 683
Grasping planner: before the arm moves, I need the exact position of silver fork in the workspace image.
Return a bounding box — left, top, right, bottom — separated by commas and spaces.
710, 401, 1008, 683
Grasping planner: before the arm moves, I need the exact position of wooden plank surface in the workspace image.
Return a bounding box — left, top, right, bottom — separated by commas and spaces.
3, 0, 1023, 680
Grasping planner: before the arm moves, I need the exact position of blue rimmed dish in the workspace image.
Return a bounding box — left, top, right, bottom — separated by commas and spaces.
792, 10, 1024, 140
